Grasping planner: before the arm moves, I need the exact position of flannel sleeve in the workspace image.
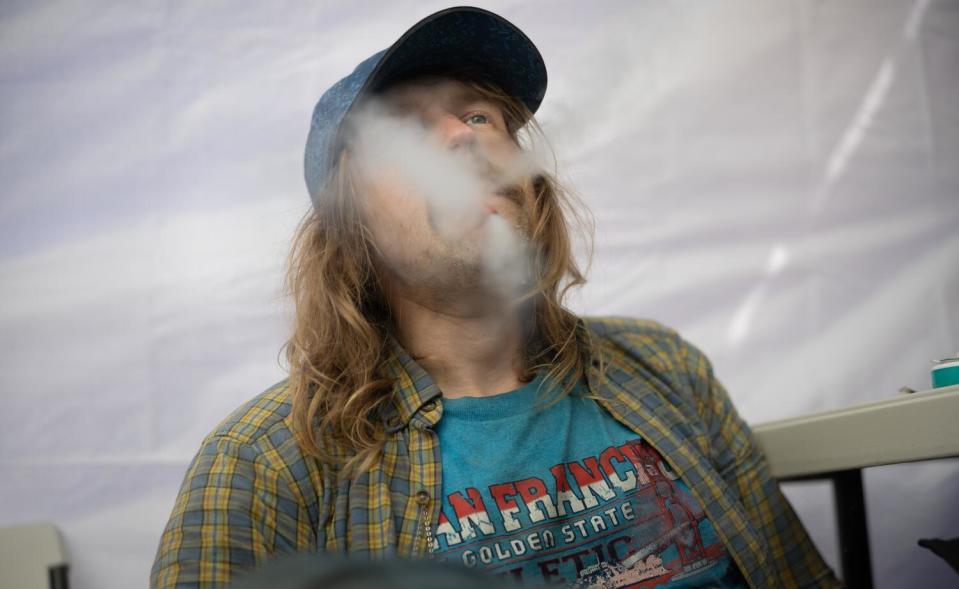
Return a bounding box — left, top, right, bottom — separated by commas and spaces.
150, 435, 303, 588
679, 337, 844, 589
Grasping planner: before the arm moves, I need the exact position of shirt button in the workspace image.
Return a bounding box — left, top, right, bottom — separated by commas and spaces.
422, 400, 437, 412
416, 490, 430, 505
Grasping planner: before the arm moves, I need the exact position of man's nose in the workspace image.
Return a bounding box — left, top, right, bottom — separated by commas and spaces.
432, 113, 476, 152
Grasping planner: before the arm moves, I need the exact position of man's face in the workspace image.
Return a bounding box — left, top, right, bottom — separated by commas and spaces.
351, 77, 533, 298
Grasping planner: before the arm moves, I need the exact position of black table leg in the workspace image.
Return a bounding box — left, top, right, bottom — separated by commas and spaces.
833, 469, 873, 589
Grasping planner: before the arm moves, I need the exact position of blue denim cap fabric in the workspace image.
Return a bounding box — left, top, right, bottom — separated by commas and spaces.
303, 6, 547, 207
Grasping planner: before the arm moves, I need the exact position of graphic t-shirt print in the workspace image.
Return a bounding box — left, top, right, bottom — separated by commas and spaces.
432, 438, 742, 587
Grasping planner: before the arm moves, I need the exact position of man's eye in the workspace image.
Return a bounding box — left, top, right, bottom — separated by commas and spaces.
464, 113, 489, 125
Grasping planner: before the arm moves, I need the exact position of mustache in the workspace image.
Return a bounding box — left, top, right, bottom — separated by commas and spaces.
470, 155, 528, 205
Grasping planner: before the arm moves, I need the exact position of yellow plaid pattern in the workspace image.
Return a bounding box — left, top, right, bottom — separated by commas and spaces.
150, 317, 841, 588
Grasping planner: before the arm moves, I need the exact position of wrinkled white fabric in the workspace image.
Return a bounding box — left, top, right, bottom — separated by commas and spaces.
1, 1, 956, 588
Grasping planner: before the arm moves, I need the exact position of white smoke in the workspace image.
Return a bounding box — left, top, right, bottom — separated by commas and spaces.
482, 213, 533, 300
348, 100, 545, 300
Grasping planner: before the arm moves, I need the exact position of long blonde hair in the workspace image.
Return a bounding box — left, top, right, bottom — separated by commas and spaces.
284, 79, 594, 475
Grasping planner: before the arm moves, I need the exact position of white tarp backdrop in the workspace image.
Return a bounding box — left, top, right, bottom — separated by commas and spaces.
1, 1, 957, 587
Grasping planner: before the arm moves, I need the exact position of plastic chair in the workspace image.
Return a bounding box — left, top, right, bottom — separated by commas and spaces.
0, 522, 69, 589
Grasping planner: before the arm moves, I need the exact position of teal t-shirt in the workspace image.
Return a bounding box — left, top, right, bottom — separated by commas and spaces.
433, 372, 747, 588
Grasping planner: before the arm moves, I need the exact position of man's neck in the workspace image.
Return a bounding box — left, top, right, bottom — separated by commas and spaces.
390, 293, 528, 399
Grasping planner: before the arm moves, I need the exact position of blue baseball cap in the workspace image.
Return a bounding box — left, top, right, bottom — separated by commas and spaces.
303, 6, 548, 207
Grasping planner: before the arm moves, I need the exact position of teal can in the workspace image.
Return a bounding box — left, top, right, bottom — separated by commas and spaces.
932, 357, 959, 388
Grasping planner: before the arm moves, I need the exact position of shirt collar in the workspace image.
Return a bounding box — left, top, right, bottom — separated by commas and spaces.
379, 318, 596, 432
380, 336, 443, 432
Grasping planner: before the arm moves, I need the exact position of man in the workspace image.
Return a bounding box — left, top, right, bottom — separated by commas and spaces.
151, 7, 840, 588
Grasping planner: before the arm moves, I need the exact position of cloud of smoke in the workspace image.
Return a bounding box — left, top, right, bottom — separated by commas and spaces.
347, 100, 546, 301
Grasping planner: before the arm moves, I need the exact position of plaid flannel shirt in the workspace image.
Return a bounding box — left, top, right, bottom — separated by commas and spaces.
150, 317, 841, 588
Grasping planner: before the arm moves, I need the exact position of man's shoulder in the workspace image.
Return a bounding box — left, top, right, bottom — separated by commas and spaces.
184, 380, 325, 512
582, 316, 697, 382
205, 379, 296, 451
583, 316, 683, 350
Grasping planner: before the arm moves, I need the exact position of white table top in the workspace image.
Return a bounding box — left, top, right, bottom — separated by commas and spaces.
753, 385, 959, 479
